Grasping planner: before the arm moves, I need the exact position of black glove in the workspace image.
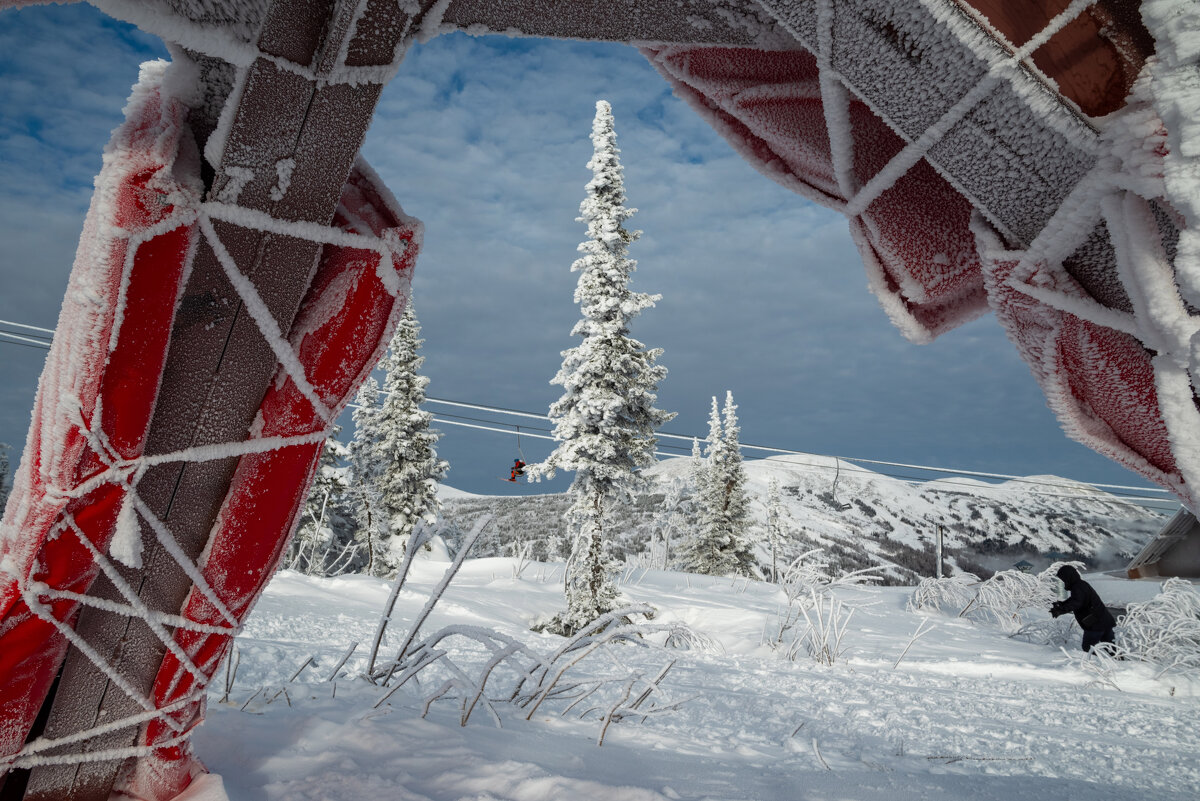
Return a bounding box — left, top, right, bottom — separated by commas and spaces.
1050, 602, 1065, 618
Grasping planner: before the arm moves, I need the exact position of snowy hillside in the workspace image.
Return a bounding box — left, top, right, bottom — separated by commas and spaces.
438, 456, 1168, 584
192, 561, 1199, 801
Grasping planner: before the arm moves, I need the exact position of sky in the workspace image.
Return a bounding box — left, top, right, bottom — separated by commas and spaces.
0, 2, 1174, 505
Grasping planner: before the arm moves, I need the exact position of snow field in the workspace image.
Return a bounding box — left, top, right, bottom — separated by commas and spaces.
193, 559, 1200, 800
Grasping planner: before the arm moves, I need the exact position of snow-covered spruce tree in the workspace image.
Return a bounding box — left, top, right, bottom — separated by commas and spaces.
347, 376, 388, 576
762, 476, 790, 583
529, 99, 675, 635
373, 303, 449, 573
287, 431, 355, 575
680, 393, 756, 577
688, 436, 705, 495
652, 475, 693, 572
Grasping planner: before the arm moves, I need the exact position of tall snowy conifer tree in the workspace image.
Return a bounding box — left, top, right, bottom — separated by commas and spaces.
373, 303, 449, 572
347, 376, 386, 576
681, 392, 756, 577
531, 99, 674, 635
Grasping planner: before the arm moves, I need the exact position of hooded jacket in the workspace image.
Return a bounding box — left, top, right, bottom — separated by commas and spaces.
1051, 565, 1116, 631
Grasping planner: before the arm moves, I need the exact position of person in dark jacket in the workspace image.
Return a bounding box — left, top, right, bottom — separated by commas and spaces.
1050, 564, 1117, 652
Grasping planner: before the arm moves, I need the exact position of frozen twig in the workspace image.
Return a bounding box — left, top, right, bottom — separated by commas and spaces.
926, 754, 1033, 764
893, 619, 933, 668
288, 655, 316, 683
373, 648, 446, 709
812, 738, 831, 771
597, 677, 637, 746
366, 521, 438, 678
797, 590, 855, 665
220, 646, 240, 703
628, 661, 675, 711
381, 515, 491, 682
327, 641, 358, 682
239, 688, 263, 712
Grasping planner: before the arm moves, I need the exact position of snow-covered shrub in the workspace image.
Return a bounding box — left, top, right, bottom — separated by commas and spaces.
647, 476, 694, 571
910, 564, 1074, 634
1114, 578, 1200, 677
908, 572, 979, 614
767, 549, 878, 660
1008, 615, 1080, 648
1063, 643, 1125, 691
367, 514, 493, 678
761, 476, 789, 583
960, 568, 1061, 632
347, 377, 387, 575
284, 434, 361, 576
783, 590, 855, 666
781, 548, 881, 607
662, 622, 724, 654
374, 605, 695, 743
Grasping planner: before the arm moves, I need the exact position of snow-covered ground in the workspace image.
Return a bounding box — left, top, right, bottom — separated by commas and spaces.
193, 559, 1200, 801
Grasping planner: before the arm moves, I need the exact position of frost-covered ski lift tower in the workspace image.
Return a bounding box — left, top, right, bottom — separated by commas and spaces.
0, 1, 1196, 800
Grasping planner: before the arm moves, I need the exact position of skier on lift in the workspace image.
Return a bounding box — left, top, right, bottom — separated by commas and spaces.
508, 458, 526, 482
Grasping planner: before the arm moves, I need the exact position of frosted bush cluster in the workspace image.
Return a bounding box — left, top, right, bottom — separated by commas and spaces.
782, 548, 881, 607
768, 548, 879, 664
1115, 578, 1200, 677
915, 567, 1200, 681
910, 563, 1072, 634
374, 604, 693, 742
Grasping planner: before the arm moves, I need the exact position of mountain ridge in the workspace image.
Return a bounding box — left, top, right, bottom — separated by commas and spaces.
436, 455, 1169, 584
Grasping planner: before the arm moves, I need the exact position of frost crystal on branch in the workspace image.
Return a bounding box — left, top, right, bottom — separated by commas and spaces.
530, 100, 674, 635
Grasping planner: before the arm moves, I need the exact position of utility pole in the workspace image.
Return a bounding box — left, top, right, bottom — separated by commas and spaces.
935, 524, 945, 579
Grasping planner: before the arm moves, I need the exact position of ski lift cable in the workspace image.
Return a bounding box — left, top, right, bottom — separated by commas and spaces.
426, 396, 549, 422
434, 392, 1159, 489
427, 394, 1168, 494
428, 416, 687, 463
0, 318, 56, 336
431, 409, 554, 435
1, 321, 1172, 496
430, 416, 556, 443
425, 415, 1173, 507
0, 330, 53, 347
9, 337, 1171, 498
0, 332, 54, 351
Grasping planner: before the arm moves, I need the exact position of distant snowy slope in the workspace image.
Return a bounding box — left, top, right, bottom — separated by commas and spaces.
438, 456, 1168, 583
